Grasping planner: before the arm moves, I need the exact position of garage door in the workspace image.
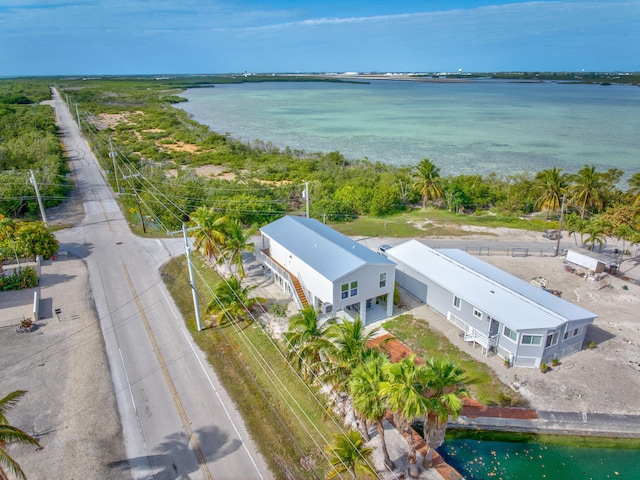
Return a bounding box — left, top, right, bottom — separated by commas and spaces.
396, 270, 428, 302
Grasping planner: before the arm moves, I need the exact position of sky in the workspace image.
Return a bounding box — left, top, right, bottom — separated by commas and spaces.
1, 0, 638, 76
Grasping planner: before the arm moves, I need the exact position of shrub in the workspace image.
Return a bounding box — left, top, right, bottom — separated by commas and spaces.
0, 266, 38, 291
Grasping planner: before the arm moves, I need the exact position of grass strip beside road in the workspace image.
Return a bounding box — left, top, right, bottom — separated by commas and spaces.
384, 314, 527, 407
161, 255, 341, 480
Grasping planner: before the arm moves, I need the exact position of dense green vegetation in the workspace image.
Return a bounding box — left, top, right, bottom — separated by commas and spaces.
0, 219, 59, 268
2, 76, 639, 252
0, 80, 71, 219
41, 76, 638, 252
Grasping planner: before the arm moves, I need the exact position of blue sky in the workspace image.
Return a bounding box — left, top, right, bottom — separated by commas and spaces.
1, 1, 638, 76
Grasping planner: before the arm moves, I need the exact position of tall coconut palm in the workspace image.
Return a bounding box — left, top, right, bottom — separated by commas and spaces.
627, 172, 640, 209
0, 390, 40, 480
189, 206, 227, 264
219, 219, 255, 278
325, 430, 377, 480
568, 165, 607, 219
413, 159, 443, 208
206, 275, 264, 325
533, 166, 567, 216
380, 356, 431, 478
283, 306, 334, 381
322, 317, 380, 413
421, 358, 468, 468
350, 355, 395, 470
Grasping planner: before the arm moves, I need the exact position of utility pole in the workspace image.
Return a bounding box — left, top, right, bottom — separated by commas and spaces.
168, 224, 202, 331
121, 173, 146, 233
29, 170, 48, 227
75, 103, 82, 131
304, 181, 310, 218
555, 194, 566, 257
109, 138, 120, 195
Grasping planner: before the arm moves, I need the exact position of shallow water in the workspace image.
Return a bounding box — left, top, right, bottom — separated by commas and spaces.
178, 80, 640, 178
439, 438, 640, 480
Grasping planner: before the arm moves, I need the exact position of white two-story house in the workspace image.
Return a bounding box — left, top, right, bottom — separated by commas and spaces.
257, 216, 395, 323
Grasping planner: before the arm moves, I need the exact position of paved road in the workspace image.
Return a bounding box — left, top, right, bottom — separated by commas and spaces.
51, 89, 272, 480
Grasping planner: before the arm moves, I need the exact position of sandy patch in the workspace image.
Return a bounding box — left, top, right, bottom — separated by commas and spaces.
92, 111, 143, 130
159, 141, 200, 153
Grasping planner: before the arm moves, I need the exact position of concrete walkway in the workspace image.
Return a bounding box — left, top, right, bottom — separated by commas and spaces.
454, 409, 640, 438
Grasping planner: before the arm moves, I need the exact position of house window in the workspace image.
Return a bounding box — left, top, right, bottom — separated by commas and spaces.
453, 296, 461, 310
545, 332, 559, 348
379, 272, 387, 289
350, 281, 358, 297
473, 308, 482, 320
341, 283, 349, 299
564, 327, 582, 340
521, 335, 542, 345
503, 326, 517, 342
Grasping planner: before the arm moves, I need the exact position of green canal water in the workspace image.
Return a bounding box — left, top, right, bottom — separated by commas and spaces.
438, 433, 640, 480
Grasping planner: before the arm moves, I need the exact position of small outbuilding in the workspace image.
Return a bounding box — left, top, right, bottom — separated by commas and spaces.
385, 240, 597, 368
565, 247, 615, 273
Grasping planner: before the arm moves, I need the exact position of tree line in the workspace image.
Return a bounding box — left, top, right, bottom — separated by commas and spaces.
2, 76, 639, 251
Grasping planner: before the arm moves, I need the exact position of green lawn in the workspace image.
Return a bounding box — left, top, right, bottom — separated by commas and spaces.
331, 207, 556, 238
161, 256, 341, 480
383, 314, 527, 407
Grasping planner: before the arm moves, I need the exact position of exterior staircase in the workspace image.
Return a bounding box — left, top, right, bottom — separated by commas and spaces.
291, 276, 309, 308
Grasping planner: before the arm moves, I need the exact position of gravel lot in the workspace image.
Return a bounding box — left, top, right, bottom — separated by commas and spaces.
0, 255, 126, 479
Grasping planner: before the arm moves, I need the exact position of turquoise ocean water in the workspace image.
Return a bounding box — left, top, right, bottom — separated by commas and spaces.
178, 80, 640, 178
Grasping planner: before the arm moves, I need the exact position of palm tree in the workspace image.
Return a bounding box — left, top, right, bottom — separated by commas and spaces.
533, 166, 567, 216
627, 172, 640, 209
583, 220, 608, 252
283, 306, 334, 381
350, 355, 395, 470
421, 358, 468, 468
322, 317, 381, 419
564, 212, 586, 246
380, 356, 431, 478
568, 165, 607, 219
0, 390, 40, 480
219, 219, 255, 278
325, 430, 377, 480
413, 158, 443, 208
189, 206, 227, 264
206, 275, 264, 325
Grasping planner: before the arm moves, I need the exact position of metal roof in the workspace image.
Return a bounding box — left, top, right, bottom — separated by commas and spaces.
260, 216, 394, 282
386, 240, 597, 331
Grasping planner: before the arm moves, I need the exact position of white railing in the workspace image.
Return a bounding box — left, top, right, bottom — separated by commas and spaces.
463, 329, 498, 350
256, 250, 304, 309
